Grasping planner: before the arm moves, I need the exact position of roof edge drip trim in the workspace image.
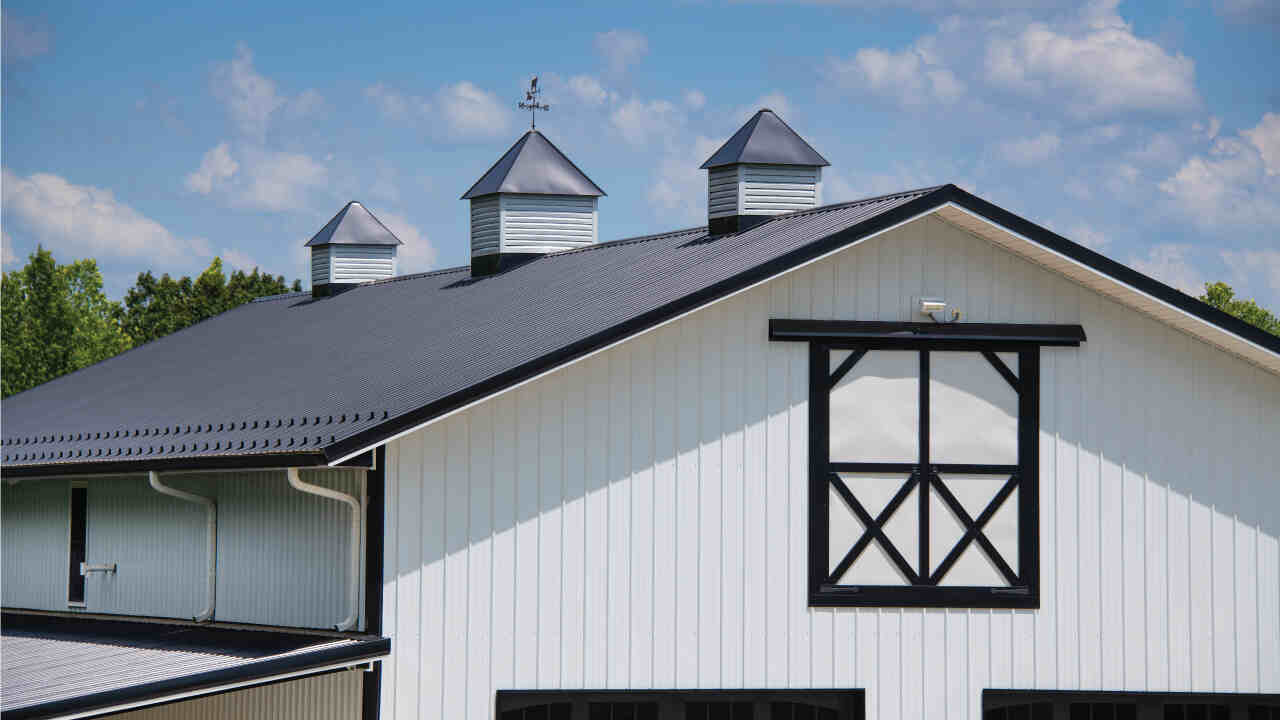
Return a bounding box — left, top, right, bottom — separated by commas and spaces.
322, 183, 1279, 464
2, 636, 390, 720
0, 450, 373, 480
768, 320, 1087, 346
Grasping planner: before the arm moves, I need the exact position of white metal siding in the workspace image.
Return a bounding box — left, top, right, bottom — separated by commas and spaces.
330, 245, 396, 284
108, 668, 362, 720
474, 194, 597, 257
0, 469, 366, 630
311, 246, 331, 286
741, 164, 821, 215
471, 196, 502, 256
708, 166, 741, 219
379, 215, 1280, 720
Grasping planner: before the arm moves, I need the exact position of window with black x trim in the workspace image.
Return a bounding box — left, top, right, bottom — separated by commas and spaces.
808, 339, 1040, 608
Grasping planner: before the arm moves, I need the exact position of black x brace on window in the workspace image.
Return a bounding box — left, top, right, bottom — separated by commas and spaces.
770, 320, 1086, 609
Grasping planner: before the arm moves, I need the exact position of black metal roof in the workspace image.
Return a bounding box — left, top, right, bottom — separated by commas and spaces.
304, 201, 403, 247
461, 130, 606, 199
0, 613, 389, 720
700, 109, 830, 169
3, 184, 1276, 477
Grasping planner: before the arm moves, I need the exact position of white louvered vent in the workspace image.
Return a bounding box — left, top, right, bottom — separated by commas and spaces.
740, 164, 821, 216
470, 194, 598, 258
311, 245, 396, 288
708, 166, 740, 219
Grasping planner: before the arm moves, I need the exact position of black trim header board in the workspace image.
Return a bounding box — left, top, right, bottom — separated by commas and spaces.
769, 320, 1087, 346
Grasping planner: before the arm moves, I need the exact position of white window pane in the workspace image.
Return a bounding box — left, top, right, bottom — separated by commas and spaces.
829, 350, 918, 463
932, 475, 1018, 587
929, 351, 1018, 465
835, 539, 911, 586
829, 483, 863, 575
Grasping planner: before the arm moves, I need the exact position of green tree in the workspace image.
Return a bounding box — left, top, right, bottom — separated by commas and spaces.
1, 247, 131, 397
1198, 282, 1280, 337
118, 257, 301, 346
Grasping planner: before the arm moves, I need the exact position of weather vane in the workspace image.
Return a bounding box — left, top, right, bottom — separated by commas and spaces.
518, 75, 550, 130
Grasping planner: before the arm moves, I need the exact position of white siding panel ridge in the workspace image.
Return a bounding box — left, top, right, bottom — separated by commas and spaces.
471, 194, 599, 259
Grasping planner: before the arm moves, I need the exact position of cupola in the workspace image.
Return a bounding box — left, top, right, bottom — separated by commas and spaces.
701, 109, 830, 234
462, 130, 605, 276
305, 201, 403, 297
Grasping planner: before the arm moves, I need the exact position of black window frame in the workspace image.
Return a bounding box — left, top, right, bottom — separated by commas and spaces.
67, 482, 88, 606
772, 321, 1087, 609
497, 690, 865, 720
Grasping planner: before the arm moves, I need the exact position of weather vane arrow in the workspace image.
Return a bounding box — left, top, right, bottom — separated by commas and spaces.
517, 75, 550, 130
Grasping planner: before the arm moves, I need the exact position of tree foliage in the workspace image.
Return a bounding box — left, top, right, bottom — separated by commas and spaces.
2, 251, 301, 397
117, 258, 301, 346
1198, 281, 1280, 337
2, 247, 131, 397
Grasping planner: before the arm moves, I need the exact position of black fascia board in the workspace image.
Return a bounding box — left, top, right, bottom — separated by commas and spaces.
3, 637, 390, 720
0, 450, 372, 480
944, 185, 1280, 356
324, 183, 1278, 463
768, 320, 1087, 346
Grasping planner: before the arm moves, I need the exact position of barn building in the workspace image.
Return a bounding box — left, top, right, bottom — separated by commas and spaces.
3, 108, 1278, 720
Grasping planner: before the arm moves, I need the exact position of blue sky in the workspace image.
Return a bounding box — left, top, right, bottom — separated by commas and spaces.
3, 0, 1278, 309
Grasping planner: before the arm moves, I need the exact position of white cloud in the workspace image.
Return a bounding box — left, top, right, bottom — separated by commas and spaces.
997, 133, 1061, 166
1222, 249, 1280, 296
2, 11, 50, 61
185, 142, 240, 194
184, 144, 326, 212
221, 248, 260, 273
825, 40, 965, 107
365, 82, 414, 120
237, 149, 327, 212
2, 230, 17, 267
1064, 222, 1108, 250
287, 89, 325, 119
365, 81, 508, 139
1159, 115, 1280, 229
1, 168, 199, 261
648, 135, 724, 225
983, 7, 1197, 119
437, 82, 510, 139
1129, 243, 1204, 295
211, 44, 285, 141
611, 98, 684, 147
376, 210, 438, 273
1241, 112, 1280, 176
684, 89, 707, 110
595, 30, 649, 75
567, 75, 611, 106
737, 92, 795, 122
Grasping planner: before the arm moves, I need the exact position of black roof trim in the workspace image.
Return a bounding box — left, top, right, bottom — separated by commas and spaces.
944, 185, 1280, 356
0, 450, 372, 480
1, 614, 389, 720
325, 183, 1278, 462
769, 320, 1087, 346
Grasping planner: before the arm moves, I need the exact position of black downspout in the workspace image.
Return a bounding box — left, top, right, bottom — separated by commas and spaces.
361, 445, 386, 720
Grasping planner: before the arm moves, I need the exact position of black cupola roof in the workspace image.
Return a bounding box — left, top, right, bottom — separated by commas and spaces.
461, 130, 606, 199
700, 109, 830, 169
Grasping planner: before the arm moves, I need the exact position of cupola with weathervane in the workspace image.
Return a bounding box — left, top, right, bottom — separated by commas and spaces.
463, 76, 606, 276
701, 108, 830, 234
305, 201, 403, 298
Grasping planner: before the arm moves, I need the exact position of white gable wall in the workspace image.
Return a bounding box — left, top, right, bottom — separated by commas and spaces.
379, 215, 1280, 720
